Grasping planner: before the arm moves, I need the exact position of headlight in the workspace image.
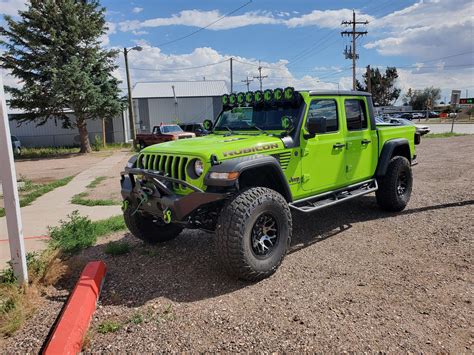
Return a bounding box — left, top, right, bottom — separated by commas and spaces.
194, 159, 204, 177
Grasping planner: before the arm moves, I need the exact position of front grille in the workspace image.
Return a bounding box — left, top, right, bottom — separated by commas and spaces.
137, 153, 189, 191
273, 151, 292, 170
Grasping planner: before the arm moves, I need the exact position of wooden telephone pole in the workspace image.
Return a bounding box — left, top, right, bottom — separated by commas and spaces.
341, 10, 368, 90
241, 76, 254, 92
253, 62, 268, 91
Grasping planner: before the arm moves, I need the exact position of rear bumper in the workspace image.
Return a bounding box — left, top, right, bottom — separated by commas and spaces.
120, 167, 227, 222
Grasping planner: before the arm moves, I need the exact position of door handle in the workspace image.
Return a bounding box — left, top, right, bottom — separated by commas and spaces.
361, 139, 371, 145
333, 143, 345, 149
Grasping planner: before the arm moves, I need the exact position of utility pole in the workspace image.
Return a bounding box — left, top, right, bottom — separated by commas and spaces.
341, 10, 368, 90
230, 57, 234, 93
124, 46, 142, 141
366, 65, 371, 93
241, 76, 254, 92
253, 61, 268, 91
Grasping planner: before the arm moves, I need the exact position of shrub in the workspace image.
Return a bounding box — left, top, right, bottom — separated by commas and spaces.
97, 320, 121, 334
92, 135, 103, 152
48, 211, 97, 254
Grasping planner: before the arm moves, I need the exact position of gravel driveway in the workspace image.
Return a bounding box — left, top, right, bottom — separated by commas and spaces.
4, 136, 473, 353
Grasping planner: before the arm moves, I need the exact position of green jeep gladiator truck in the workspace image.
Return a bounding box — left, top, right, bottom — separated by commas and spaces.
121, 88, 418, 281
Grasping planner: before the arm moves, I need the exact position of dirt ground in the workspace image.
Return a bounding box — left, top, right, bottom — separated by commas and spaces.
13, 151, 114, 184
3, 136, 473, 353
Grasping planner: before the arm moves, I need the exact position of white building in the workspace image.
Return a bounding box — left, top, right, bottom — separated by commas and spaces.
132, 80, 228, 133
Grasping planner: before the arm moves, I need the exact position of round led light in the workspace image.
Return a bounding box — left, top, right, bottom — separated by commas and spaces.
284, 87, 295, 101
237, 92, 245, 105
245, 92, 254, 104
254, 90, 263, 103
194, 159, 204, 177
222, 94, 230, 106
229, 93, 237, 106
273, 88, 283, 101
263, 89, 273, 102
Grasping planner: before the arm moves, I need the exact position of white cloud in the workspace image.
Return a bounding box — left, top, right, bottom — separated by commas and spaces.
132, 7, 143, 14
0, 0, 26, 16
116, 45, 349, 93
132, 30, 149, 36
118, 8, 373, 32
286, 9, 372, 29
99, 22, 117, 47
119, 10, 282, 32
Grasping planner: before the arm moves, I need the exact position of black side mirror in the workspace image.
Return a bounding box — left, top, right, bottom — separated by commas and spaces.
307, 116, 327, 137
203, 119, 213, 131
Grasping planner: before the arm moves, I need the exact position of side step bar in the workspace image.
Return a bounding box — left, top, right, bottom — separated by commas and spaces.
289, 179, 378, 213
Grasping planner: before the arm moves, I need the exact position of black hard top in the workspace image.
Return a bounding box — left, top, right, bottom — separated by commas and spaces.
305, 90, 372, 96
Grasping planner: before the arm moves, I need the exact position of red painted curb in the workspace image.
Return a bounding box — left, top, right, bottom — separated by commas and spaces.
43, 261, 106, 355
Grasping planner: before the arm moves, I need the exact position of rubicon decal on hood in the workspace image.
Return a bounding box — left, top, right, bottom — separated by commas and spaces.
223, 143, 279, 157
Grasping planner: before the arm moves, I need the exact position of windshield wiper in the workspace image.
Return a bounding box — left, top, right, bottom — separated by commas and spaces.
249, 124, 269, 135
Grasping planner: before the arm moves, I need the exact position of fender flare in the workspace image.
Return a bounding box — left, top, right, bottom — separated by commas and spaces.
204, 155, 292, 202
376, 138, 410, 177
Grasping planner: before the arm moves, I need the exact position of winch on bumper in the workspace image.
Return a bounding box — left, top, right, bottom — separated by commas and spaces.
120, 167, 227, 223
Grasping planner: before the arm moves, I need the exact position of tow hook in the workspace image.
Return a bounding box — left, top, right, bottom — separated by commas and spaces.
163, 208, 172, 224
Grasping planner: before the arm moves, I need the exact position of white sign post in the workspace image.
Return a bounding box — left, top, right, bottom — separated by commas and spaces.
0, 74, 28, 284
450, 90, 461, 133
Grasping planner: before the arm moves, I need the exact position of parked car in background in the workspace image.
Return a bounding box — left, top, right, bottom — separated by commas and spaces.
412, 113, 424, 119
179, 122, 209, 137
11, 135, 21, 155
429, 111, 439, 118
136, 124, 196, 149
400, 113, 413, 120
388, 117, 430, 136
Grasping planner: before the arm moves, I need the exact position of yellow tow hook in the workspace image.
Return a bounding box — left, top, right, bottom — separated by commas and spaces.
163, 208, 172, 224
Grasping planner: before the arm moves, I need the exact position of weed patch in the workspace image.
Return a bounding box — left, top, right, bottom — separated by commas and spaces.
86, 176, 107, 189
15, 146, 80, 159
105, 241, 131, 256
71, 192, 118, 206
97, 320, 121, 334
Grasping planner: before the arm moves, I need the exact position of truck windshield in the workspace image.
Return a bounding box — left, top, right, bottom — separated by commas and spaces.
214, 106, 301, 131
160, 125, 183, 134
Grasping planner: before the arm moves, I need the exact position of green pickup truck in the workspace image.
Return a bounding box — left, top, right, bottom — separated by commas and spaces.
121, 88, 418, 281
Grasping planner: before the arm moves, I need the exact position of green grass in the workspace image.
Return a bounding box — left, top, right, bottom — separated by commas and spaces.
97, 320, 122, 334
71, 192, 118, 206
424, 132, 469, 138
15, 146, 80, 160
104, 241, 131, 256
128, 313, 144, 325
86, 176, 107, 189
48, 212, 126, 254
0, 176, 74, 217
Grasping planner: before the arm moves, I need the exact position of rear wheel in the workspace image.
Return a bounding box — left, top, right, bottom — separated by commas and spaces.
376, 156, 413, 212
215, 187, 292, 281
123, 203, 182, 244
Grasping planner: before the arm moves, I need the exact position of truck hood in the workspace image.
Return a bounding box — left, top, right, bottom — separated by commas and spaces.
141, 133, 285, 161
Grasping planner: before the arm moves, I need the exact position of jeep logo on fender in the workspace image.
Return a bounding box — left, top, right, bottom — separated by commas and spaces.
223, 143, 279, 157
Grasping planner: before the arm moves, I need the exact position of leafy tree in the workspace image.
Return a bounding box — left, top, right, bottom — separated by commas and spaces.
402, 87, 441, 110
0, 0, 122, 153
356, 67, 401, 106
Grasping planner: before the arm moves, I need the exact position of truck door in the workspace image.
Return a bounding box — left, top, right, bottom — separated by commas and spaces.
301, 98, 347, 193
343, 98, 378, 183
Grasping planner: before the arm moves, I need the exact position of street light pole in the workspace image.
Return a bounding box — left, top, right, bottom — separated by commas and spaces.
123, 46, 142, 143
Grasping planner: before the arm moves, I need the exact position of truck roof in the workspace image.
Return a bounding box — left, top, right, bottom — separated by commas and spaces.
306, 90, 372, 97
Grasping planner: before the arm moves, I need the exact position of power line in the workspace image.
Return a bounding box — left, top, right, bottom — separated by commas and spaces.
156, 0, 252, 47
130, 59, 229, 72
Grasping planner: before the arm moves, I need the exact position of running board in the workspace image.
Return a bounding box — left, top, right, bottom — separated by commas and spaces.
290, 179, 378, 213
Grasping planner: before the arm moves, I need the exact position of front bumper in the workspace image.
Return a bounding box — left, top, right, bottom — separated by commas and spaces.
120, 167, 227, 222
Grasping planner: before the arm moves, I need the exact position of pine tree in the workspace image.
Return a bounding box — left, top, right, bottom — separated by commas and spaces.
0, 0, 122, 153
357, 67, 401, 106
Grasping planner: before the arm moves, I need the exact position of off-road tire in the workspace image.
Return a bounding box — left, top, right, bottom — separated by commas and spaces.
215, 187, 292, 281
123, 205, 183, 244
376, 156, 413, 212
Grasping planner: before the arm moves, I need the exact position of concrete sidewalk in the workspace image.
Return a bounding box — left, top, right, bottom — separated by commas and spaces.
0, 151, 129, 268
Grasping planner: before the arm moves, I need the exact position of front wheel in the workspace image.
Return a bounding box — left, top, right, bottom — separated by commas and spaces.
376, 156, 413, 212
123, 204, 183, 244
215, 187, 292, 281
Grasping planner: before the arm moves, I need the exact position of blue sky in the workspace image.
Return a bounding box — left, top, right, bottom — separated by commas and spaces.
1, 0, 474, 102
